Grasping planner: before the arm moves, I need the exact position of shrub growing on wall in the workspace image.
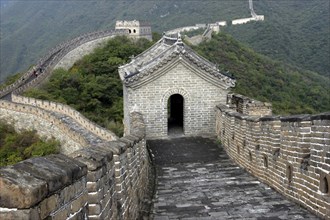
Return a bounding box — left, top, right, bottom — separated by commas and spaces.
0, 121, 60, 166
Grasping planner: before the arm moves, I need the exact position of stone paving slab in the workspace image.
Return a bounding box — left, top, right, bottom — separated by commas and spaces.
148, 137, 319, 220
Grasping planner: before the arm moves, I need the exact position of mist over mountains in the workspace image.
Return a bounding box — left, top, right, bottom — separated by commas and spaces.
0, 0, 329, 82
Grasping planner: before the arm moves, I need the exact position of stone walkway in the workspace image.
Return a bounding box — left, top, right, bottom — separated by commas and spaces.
148, 137, 319, 220
52, 112, 105, 145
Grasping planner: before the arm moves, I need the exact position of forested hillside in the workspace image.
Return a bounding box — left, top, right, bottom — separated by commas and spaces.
224, 0, 330, 77
1, 0, 329, 81
23, 35, 330, 139
193, 33, 330, 115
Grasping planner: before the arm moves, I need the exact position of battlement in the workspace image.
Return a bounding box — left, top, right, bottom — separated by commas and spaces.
0, 112, 151, 220
227, 93, 272, 116
216, 101, 330, 219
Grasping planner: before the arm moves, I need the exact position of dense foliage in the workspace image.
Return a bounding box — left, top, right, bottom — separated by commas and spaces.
1, 1, 328, 81
0, 121, 60, 166
25, 36, 153, 136
193, 33, 330, 115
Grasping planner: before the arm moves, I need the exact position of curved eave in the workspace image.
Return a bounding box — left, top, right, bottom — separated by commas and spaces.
124, 51, 236, 90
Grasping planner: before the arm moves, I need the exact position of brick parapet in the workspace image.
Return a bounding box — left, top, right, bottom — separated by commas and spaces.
0, 100, 88, 152
216, 104, 330, 219
0, 112, 151, 220
11, 93, 118, 142
0, 154, 88, 220
228, 93, 272, 116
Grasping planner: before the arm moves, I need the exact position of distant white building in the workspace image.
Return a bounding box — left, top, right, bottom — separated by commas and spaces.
232, 0, 264, 25
232, 15, 264, 25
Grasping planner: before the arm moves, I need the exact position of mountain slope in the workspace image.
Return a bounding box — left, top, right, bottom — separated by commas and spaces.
1, 0, 329, 82
193, 33, 330, 115
224, 0, 330, 77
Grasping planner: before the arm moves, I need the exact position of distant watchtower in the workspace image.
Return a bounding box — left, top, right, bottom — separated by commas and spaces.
115, 20, 152, 41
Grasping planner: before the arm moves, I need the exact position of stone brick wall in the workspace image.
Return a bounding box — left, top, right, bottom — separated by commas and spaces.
0, 112, 152, 220
11, 93, 117, 142
125, 61, 228, 138
0, 100, 87, 154
228, 93, 272, 116
216, 96, 330, 219
0, 155, 88, 220
54, 35, 117, 70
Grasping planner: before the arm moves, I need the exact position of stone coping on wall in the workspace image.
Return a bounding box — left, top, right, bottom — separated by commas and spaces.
0, 112, 148, 220
0, 154, 87, 209
229, 93, 272, 106
216, 103, 330, 219
11, 93, 118, 142
227, 93, 272, 116
0, 100, 89, 147
217, 103, 330, 123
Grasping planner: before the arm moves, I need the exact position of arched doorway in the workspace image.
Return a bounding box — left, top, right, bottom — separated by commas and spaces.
168, 94, 184, 136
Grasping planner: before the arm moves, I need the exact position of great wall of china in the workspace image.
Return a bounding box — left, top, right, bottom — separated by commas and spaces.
0, 17, 329, 220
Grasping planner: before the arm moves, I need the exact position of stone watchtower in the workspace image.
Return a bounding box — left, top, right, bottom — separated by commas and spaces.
115, 20, 152, 41
119, 34, 235, 139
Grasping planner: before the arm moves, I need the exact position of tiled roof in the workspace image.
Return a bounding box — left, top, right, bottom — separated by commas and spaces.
119, 34, 236, 89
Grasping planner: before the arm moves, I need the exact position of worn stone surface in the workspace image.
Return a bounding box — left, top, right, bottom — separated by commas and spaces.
0, 108, 83, 154
52, 112, 105, 145
148, 137, 319, 220
0, 208, 40, 220
0, 167, 48, 208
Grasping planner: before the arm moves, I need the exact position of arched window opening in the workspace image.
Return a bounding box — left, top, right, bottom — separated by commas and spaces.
168, 94, 184, 136
320, 175, 329, 194
287, 164, 293, 183
133, 29, 136, 33
129, 29, 132, 34
263, 155, 268, 168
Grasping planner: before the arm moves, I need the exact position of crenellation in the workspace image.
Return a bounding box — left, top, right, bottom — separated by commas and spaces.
216, 94, 330, 219
0, 112, 151, 220
11, 93, 117, 142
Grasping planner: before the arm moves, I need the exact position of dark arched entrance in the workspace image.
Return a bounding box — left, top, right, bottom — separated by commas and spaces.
168, 94, 184, 136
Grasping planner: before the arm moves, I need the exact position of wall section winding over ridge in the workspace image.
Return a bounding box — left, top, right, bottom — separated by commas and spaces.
216, 94, 330, 219
4, 30, 125, 143
0, 29, 127, 99
0, 100, 87, 154
11, 93, 118, 142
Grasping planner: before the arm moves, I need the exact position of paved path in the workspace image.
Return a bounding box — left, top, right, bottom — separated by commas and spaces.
148, 137, 319, 220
